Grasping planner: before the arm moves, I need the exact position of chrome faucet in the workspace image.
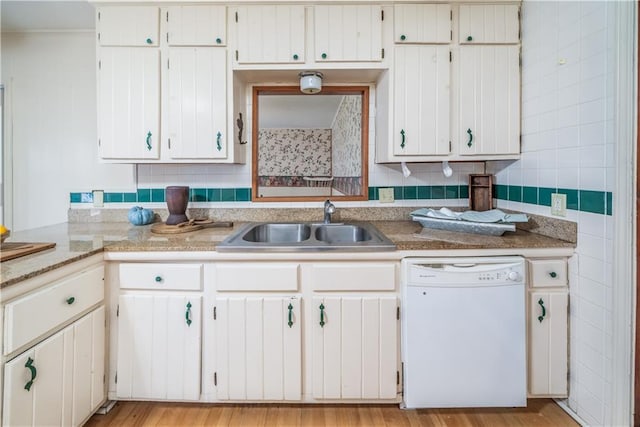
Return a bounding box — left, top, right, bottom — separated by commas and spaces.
323, 199, 336, 224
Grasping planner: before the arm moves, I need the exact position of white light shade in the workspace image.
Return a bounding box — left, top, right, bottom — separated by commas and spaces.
299, 71, 323, 94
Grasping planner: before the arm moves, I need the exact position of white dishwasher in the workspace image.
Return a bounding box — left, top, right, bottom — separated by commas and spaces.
402, 257, 526, 408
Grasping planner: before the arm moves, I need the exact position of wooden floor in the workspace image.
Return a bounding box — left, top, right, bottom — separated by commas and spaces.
85, 399, 579, 426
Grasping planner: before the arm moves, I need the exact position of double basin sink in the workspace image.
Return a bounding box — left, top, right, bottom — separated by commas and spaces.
217, 222, 396, 252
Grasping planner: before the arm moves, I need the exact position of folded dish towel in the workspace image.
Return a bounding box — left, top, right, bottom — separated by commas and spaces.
411, 207, 528, 223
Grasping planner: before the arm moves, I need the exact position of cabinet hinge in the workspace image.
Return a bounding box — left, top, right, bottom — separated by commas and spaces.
116, 304, 119, 317
381, 48, 384, 59
235, 50, 239, 61
103, 374, 106, 384
381, 10, 384, 21
449, 141, 452, 152
115, 373, 117, 384
167, 32, 169, 43
166, 11, 169, 22
450, 10, 452, 20
214, 372, 218, 386
98, 33, 101, 42
168, 138, 171, 149
235, 11, 238, 22
167, 58, 170, 69
450, 30, 452, 42
97, 11, 101, 21
213, 306, 217, 320
98, 139, 101, 147
98, 60, 101, 70
396, 306, 400, 320
449, 51, 452, 62
397, 370, 400, 385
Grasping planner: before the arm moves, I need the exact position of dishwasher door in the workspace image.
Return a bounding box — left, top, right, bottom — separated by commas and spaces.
402, 258, 526, 409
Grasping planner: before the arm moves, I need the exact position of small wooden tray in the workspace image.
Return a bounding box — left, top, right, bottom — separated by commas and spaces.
1, 242, 57, 262
150, 220, 233, 235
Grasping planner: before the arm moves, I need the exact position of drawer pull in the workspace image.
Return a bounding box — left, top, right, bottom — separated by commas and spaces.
185, 301, 192, 326
24, 357, 37, 391
66, 297, 75, 305
549, 271, 557, 278
155, 276, 163, 283
400, 129, 406, 149
288, 303, 294, 328
537, 298, 546, 323
319, 303, 325, 327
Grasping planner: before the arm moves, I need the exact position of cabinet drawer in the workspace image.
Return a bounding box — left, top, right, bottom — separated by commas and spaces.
216, 263, 299, 291
309, 263, 396, 291
4, 265, 104, 355
527, 259, 567, 287
119, 263, 203, 291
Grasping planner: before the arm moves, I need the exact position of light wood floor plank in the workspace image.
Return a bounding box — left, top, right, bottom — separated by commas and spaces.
85, 400, 579, 427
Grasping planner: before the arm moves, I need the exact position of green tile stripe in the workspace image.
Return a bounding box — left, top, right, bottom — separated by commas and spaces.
70, 188, 252, 204
494, 185, 612, 215
368, 185, 469, 201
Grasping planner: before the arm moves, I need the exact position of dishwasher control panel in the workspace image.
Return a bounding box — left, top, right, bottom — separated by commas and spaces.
406, 256, 525, 286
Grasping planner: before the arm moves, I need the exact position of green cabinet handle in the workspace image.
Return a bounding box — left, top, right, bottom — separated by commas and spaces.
321, 53, 327, 59
288, 303, 294, 328
216, 38, 222, 44
146, 131, 152, 151
293, 54, 299, 60
466, 128, 473, 147
319, 303, 325, 327
400, 129, 406, 149
400, 34, 406, 41
467, 36, 473, 42
146, 38, 153, 44
155, 276, 162, 283
185, 301, 192, 327
216, 132, 222, 151
537, 298, 546, 323
549, 271, 557, 278
66, 297, 75, 305
24, 357, 37, 391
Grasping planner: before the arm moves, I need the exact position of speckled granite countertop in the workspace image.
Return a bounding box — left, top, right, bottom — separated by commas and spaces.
0, 219, 575, 289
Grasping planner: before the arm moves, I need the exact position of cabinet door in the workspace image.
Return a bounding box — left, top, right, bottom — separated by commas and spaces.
394, 45, 450, 156
458, 45, 520, 156
167, 47, 227, 159
312, 296, 397, 399
98, 48, 160, 160
116, 294, 201, 400
459, 4, 520, 44
394, 4, 451, 44
315, 5, 382, 62
234, 5, 305, 64
529, 290, 568, 397
71, 306, 105, 426
167, 6, 226, 46
216, 296, 301, 400
97, 7, 160, 46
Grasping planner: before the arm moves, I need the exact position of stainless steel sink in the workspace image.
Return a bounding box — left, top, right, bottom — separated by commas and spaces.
315, 224, 372, 243
242, 223, 311, 243
217, 222, 395, 252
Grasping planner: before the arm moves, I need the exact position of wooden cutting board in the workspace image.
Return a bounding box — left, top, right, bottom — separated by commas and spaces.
0, 242, 57, 262
150, 220, 234, 235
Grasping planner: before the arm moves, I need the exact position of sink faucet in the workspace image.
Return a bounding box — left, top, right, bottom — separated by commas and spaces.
323, 199, 335, 224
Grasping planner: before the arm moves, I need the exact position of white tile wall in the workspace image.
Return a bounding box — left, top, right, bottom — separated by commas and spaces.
492, 1, 620, 424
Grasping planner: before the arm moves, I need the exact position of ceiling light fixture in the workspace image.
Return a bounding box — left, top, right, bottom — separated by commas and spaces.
299, 71, 323, 94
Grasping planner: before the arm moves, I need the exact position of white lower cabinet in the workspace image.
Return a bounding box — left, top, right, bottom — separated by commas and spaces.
215, 296, 301, 400
116, 294, 201, 400
3, 306, 105, 427
311, 296, 398, 400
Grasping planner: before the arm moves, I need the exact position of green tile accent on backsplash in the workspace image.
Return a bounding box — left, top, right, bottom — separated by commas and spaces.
507, 185, 522, 202
69, 185, 612, 215
522, 186, 538, 205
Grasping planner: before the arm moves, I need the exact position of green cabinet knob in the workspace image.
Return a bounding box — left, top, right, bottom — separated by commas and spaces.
467, 36, 473, 42
293, 54, 299, 60
146, 38, 153, 44
321, 53, 327, 59
549, 271, 557, 278
66, 297, 75, 305
155, 276, 162, 282
216, 38, 222, 44
400, 34, 406, 41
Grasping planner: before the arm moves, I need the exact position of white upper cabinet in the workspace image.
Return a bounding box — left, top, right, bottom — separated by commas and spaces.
459, 4, 520, 44
457, 45, 520, 156
97, 6, 159, 46
394, 45, 450, 156
314, 5, 383, 62
167, 47, 228, 159
97, 48, 160, 160
234, 5, 305, 64
394, 4, 451, 44
167, 6, 227, 46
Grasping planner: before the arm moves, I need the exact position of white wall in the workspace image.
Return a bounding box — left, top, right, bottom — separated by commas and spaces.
491, 2, 622, 424
1, 31, 135, 231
